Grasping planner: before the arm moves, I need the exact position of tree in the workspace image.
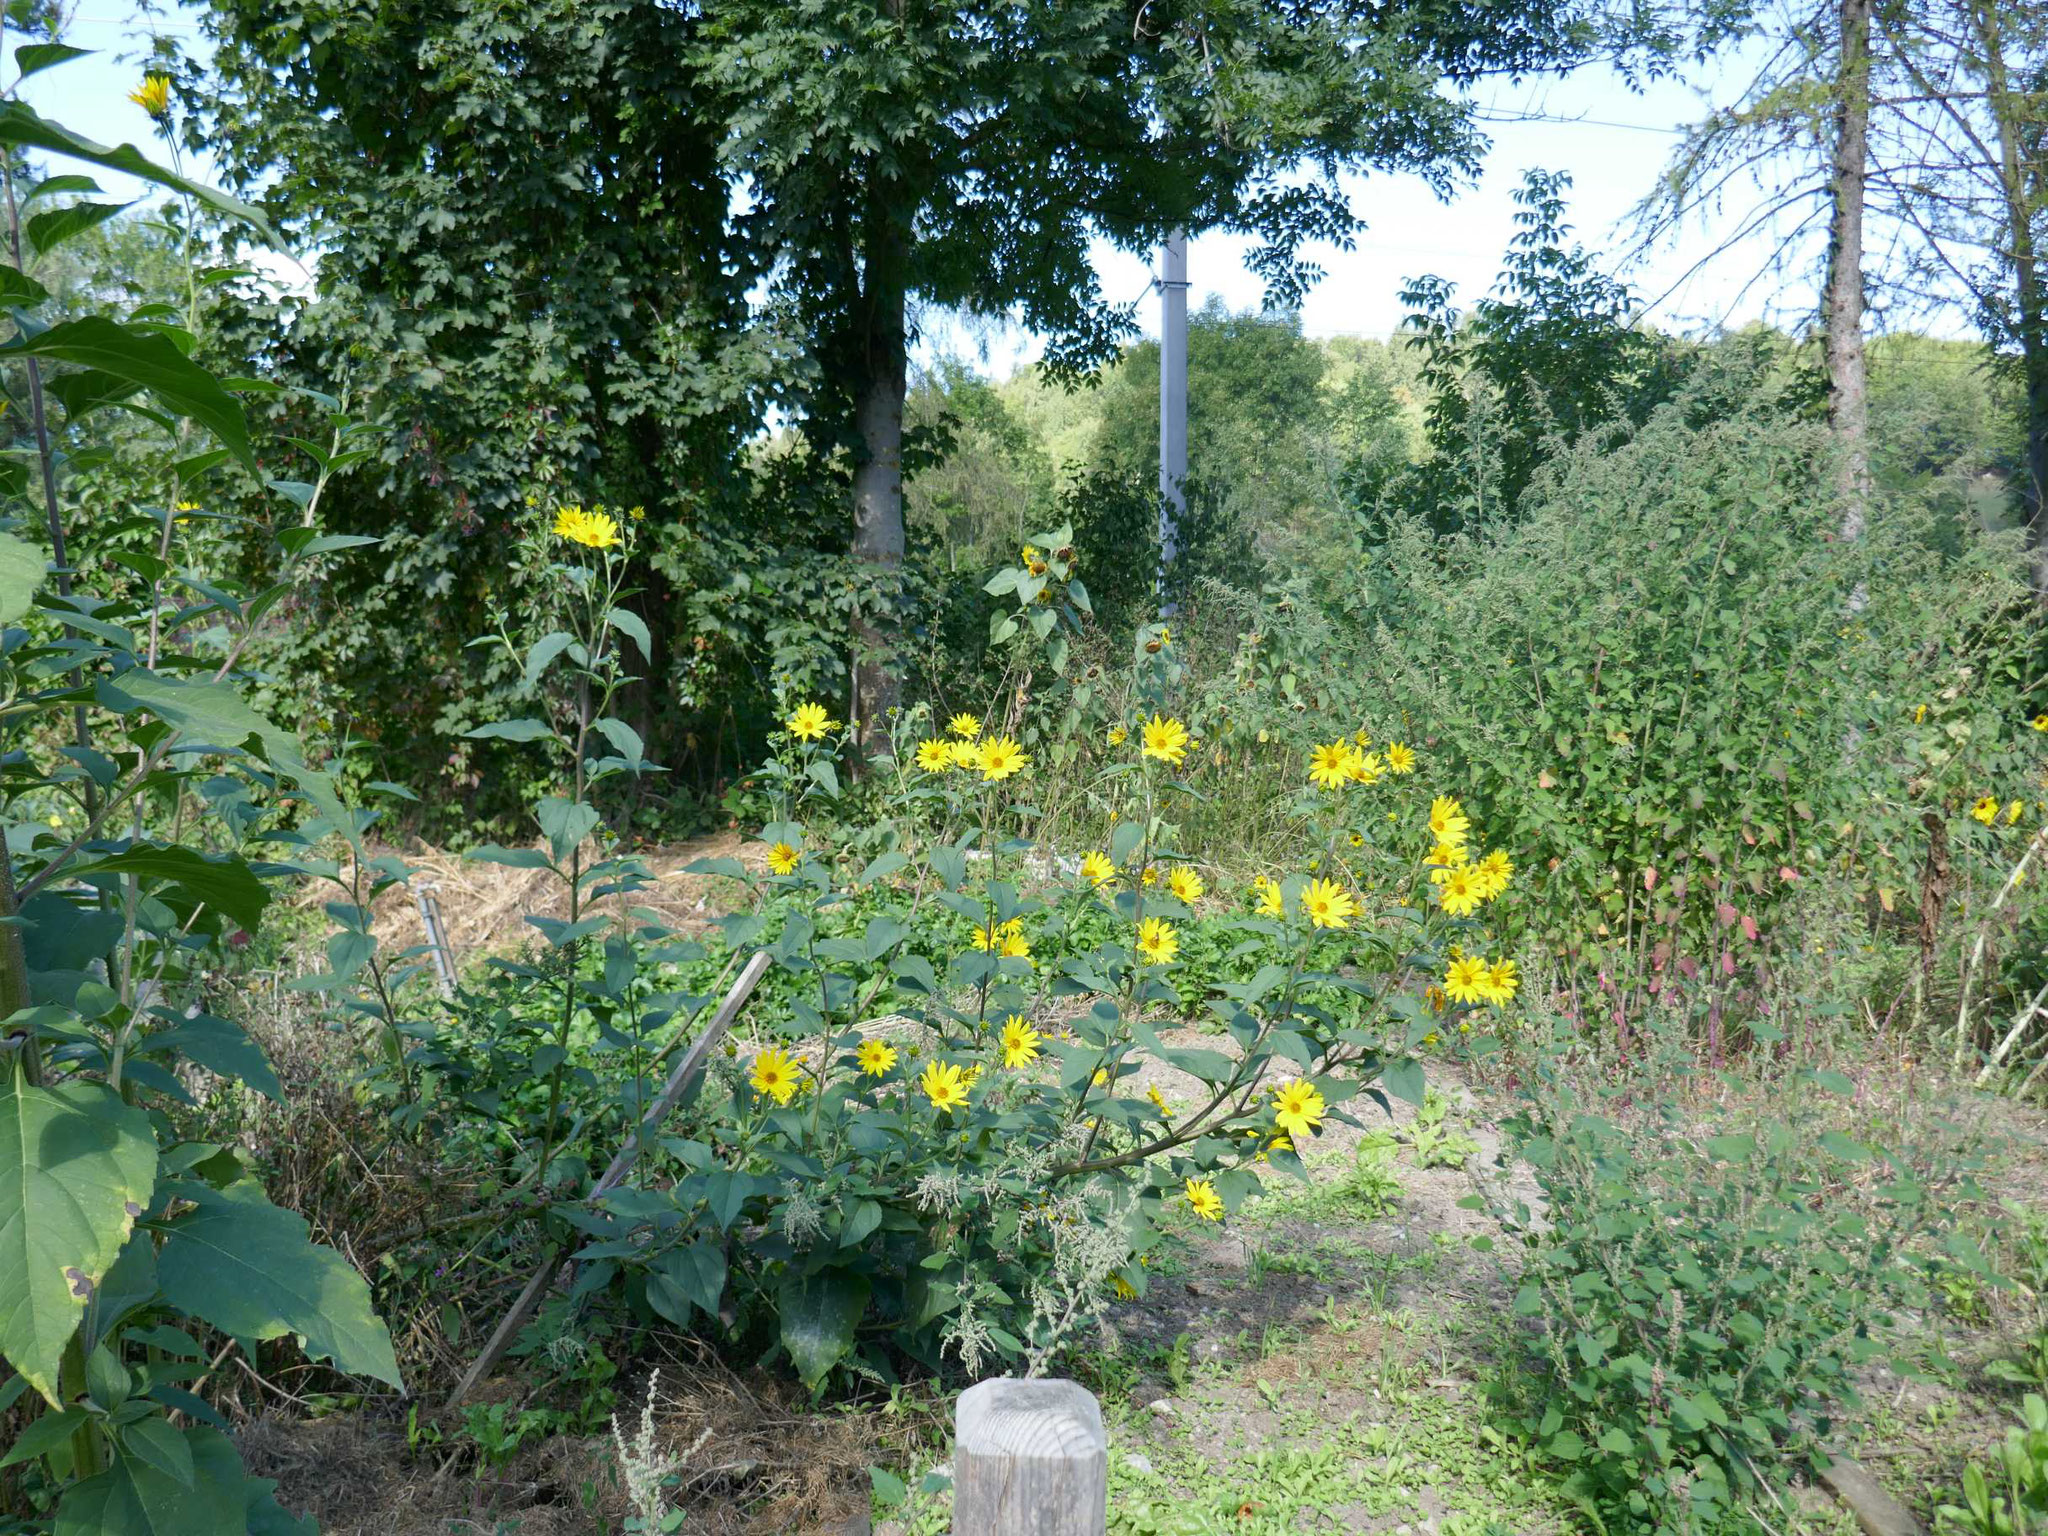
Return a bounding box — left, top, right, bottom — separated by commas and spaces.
1873, 0, 2048, 592
695, 0, 1671, 742
1396, 170, 1695, 533
1089, 299, 1332, 541
1823, 0, 1873, 519
183, 0, 814, 815
1640, 0, 2048, 588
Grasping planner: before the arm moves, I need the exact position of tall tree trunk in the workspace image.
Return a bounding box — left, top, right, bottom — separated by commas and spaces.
850, 186, 908, 753
1976, 0, 2048, 595
1825, 0, 1873, 529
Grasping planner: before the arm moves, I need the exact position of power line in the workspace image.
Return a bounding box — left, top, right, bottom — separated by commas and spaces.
1470, 109, 1686, 135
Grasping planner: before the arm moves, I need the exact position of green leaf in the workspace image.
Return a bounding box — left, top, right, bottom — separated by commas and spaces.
94, 670, 348, 835
841, 1200, 883, 1248
156, 1185, 401, 1388
536, 796, 600, 863
140, 1014, 283, 1103
607, 606, 651, 661
245, 1477, 316, 1536
65, 846, 269, 931
1380, 1057, 1426, 1109
26, 201, 131, 259
522, 631, 573, 687
778, 1268, 869, 1390
0, 263, 50, 307
649, 1242, 726, 1322
0, 101, 275, 240
0, 531, 45, 624
13, 43, 92, 79
0, 1405, 88, 1468
2, 317, 251, 470
120, 1414, 196, 1488
0, 1070, 157, 1405
592, 717, 647, 766
54, 1426, 248, 1536
466, 844, 555, 870
1110, 821, 1145, 867
463, 718, 556, 742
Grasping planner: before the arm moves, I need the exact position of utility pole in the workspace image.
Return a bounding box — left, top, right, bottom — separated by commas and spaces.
1157, 229, 1188, 607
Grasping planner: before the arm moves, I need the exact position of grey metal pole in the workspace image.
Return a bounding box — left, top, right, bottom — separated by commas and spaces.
1157, 229, 1188, 607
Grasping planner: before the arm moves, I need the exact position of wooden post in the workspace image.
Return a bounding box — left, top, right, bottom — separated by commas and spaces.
953, 1378, 1106, 1536
443, 950, 771, 1411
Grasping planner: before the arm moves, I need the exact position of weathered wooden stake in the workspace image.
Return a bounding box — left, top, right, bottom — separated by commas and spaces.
953, 1378, 1106, 1536
443, 949, 771, 1411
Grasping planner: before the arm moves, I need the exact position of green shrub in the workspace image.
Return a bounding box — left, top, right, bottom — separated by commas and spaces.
361, 519, 1527, 1394
1476, 1039, 1963, 1532
1936, 1394, 2048, 1536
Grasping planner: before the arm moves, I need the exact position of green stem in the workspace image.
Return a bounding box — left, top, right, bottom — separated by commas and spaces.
57, 1335, 103, 1478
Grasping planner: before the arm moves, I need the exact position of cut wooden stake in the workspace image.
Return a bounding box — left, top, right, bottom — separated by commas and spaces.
954, 1377, 1107, 1536
443, 949, 772, 1411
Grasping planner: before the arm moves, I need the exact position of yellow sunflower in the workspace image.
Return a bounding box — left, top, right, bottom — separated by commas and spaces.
1971, 795, 1999, 825
1252, 876, 1285, 919
1427, 795, 1470, 845
919, 1060, 971, 1112
1347, 751, 1385, 786
1443, 955, 1490, 1005
856, 1038, 898, 1078
1426, 840, 1469, 879
1135, 917, 1179, 965
999, 1015, 1041, 1068
1141, 714, 1190, 767
749, 1047, 803, 1106
1167, 866, 1205, 903
915, 739, 954, 772
947, 713, 982, 739
1472, 849, 1513, 899
1081, 851, 1117, 888
1184, 1178, 1223, 1222
2032, 713, 2048, 733
1482, 957, 1520, 1005
1308, 741, 1359, 790
977, 735, 1030, 782
1107, 724, 1128, 747
1300, 877, 1359, 930
1271, 1079, 1327, 1139
553, 504, 622, 550
129, 75, 173, 118
1437, 866, 1483, 917
766, 841, 800, 875
1385, 742, 1417, 774
785, 702, 833, 742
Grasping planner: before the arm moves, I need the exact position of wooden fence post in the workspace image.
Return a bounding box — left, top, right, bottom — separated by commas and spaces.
953, 1378, 1106, 1536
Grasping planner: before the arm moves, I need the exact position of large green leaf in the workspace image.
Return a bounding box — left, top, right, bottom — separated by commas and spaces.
65, 845, 270, 931
26, 200, 131, 259
0, 1068, 158, 1404
54, 1426, 248, 1536
93, 670, 349, 835
0, 102, 275, 241
0, 531, 44, 625
2, 318, 252, 470
778, 1268, 869, 1391
156, 1185, 401, 1387
13, 43, 93, 81
138, 1014, 283, 1103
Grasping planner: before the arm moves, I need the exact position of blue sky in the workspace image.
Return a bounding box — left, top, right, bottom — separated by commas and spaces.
29, 7, 1912, 378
